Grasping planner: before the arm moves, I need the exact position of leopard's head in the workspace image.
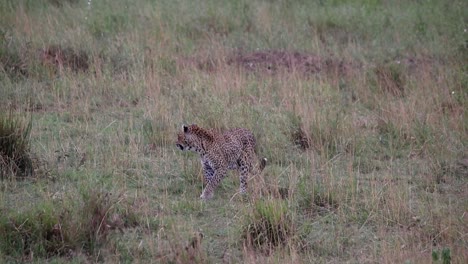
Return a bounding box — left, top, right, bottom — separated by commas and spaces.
176, 124, 192, 151
176, 124, 212, 152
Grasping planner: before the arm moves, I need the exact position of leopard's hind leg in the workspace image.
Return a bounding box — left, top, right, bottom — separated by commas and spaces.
237, 150, 254, 195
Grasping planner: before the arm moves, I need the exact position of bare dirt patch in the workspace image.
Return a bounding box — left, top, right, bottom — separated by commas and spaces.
228, 50, 355, 76
178, 50, 357, 77
177, 50, 445, 82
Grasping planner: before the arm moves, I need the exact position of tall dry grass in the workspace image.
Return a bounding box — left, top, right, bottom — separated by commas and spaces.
0, 0, 466, 263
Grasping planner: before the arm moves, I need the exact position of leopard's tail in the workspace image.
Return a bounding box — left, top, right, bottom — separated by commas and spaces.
254, 144, 267, 172
259, 157, 267, 171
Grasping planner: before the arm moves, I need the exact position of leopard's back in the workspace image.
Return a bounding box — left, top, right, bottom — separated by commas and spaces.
219, 128, 256, 168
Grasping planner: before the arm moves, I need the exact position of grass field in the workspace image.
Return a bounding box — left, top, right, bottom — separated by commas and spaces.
0, 0, 467, 263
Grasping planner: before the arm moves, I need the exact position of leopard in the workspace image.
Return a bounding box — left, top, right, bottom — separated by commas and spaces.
176, 124, 267, 200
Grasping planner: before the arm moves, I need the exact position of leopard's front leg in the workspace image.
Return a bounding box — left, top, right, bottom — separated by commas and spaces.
200, 161, 226, 200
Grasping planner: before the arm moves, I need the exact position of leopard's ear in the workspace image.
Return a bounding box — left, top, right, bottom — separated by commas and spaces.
183, 124, 189, 133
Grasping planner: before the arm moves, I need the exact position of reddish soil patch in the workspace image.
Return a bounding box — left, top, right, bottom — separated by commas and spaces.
228, 50, 321, 73
177, 55, 218, 73
398, 56, 437, 71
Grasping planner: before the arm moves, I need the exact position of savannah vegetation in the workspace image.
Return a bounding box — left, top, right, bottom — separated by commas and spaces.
0, 0, 467, 263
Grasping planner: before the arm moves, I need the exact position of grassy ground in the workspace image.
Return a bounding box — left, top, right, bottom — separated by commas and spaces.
0, 0, 467, 263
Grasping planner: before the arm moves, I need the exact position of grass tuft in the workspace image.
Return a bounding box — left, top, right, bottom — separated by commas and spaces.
39, 45, 90, 74
0, 42, 29, 81
299, 184, 339, 217
374, 62, 406, 97
156, 231, 206, 264
0, 112, 33, 179
0, 187, 139, 259
242, 199, 295, 253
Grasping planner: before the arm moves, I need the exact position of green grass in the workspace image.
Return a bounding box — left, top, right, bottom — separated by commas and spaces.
1, 0, 467, 263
